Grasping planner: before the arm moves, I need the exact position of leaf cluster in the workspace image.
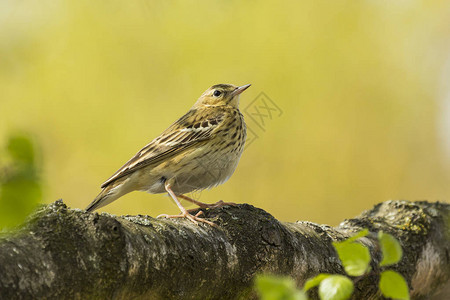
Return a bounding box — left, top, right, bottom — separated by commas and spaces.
0, 133, 42, 230
255, 229, 409, 300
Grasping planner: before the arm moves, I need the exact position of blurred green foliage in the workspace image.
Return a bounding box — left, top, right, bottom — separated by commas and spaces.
332, 229, 371, 276
379, 231, 403, 267
379, 270, 410, 300
257, 230, 409, 300
0, 133, 42, 229
318, 275, 353, 300
255, 275, 307, 300
0, 1, 449, 223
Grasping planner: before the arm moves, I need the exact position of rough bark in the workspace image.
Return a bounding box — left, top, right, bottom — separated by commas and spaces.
0, 200, 448, 299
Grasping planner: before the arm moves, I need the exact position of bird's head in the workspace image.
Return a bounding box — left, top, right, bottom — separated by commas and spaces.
194, 84, 251, 108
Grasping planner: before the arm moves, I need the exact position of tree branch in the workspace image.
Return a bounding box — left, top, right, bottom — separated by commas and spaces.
0, 200, 449, 299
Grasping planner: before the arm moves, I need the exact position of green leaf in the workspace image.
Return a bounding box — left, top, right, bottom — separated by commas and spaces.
378, 231, 403, 266
7, 134, 35, 165
345, 229, 369, 243
0, 133, 42, 229
333, 241, 370, 276
318, 275, 354, 300
255, 274, 307, 300
379, 270, 410, 300
303, 273, 330, 291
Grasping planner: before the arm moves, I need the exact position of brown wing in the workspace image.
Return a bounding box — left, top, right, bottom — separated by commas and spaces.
100, 109, 225, 188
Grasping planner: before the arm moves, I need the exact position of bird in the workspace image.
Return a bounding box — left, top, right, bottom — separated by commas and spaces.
85, 83, 250, 226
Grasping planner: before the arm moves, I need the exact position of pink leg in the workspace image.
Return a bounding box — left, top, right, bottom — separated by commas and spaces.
157, 182, 216, 226
177, 194, 237, 213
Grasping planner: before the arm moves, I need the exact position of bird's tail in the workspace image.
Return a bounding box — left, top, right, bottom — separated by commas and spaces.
85, 185, 121, 212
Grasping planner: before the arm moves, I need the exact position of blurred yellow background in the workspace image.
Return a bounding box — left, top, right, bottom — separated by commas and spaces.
1, 0, 450, 225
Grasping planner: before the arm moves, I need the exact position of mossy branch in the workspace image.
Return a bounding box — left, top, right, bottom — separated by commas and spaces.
0, 200, 449, 299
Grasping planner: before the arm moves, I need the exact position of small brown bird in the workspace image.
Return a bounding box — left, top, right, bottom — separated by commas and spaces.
85, 83, 250, 225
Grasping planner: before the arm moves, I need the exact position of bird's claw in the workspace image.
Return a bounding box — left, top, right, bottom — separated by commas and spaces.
157, 211, 216, 227
186, 200, 237, 213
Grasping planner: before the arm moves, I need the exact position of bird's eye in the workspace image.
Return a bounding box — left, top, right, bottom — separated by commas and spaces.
213, 90, 222, 97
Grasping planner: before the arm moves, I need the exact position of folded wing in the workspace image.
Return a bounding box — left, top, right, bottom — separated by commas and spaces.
101, 109, 225, 188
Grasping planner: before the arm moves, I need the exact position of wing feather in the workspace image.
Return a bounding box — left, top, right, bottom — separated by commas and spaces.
100, 109, 225, 188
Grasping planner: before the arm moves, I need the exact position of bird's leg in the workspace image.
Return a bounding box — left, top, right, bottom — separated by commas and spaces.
177, 194, 237, 213
157, 182, 216, 226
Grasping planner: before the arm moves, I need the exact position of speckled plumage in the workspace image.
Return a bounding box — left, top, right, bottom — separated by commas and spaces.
86, 83, 250, 225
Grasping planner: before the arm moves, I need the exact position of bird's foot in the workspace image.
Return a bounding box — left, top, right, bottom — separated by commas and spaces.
177, 195, 237, 212
157, 210, 216, 227
186, 200, 237, 213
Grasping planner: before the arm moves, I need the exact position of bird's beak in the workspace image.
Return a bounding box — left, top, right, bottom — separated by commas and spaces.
231, 84, 251, 96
